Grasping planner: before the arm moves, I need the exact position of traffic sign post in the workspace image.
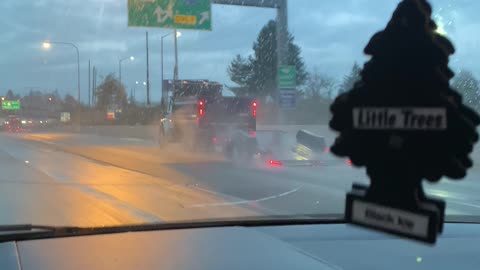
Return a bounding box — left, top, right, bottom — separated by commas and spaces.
278, 65, 296, 109
279, 89, 296, 109
278, 65, 296, 88
2, 101, 20, 110
128, 0, 212, 30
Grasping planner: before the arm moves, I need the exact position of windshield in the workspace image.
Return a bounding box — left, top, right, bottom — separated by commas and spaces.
0, 0, 479, 230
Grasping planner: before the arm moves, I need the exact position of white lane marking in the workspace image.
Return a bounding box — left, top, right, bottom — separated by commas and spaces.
189, 186, 302, 208
190, 185, 231, 197
255, 188, 300, 202
449, 200, 480, 209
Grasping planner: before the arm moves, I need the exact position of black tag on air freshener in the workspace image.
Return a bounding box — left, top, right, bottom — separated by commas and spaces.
345, 190, 439, 243
345, 106, 447, 244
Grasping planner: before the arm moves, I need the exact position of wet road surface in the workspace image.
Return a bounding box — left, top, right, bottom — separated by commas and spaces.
0, 129, 478, 227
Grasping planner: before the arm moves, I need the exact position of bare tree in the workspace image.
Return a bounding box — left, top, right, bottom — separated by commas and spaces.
95, 73, 128, 111
304, 68, 336, 100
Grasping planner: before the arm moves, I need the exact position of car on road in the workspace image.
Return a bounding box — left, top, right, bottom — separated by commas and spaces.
4, 115, 22, 133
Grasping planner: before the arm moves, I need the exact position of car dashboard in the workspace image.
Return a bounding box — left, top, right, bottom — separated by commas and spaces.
0, 222, 478, 270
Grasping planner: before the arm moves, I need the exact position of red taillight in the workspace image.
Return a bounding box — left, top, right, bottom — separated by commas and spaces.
198, 101, 204, 117
250, 131, 256, 137
252, 102, 257, 118
212, 137, 217, 143
324, 147, 330, 153
268, 160, 283, 167
347, 159, 352, 165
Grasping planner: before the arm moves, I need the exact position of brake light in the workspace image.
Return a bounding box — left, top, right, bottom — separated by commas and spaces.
198, 100, 204, 116
268, 160, 283, 167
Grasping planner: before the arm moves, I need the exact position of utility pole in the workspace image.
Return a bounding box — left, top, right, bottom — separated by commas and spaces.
276, 0, 288, 85
92, 66, 96, 106
161, 36, 165, 108
174, 29, 179, 82
171, 29, 179, 106
88, 60, 91, 107
146, 31, 151, 106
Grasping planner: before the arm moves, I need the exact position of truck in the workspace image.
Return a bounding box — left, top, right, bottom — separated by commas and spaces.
158, 80, 257, 153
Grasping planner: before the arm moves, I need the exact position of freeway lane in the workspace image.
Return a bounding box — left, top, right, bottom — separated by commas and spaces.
0, 130, 477, 229
16, 131, 480, 220
0, 134, 260, 227
22, 132, 358, 216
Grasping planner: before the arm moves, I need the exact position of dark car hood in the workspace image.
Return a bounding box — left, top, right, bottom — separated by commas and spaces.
0, 223, 479, 270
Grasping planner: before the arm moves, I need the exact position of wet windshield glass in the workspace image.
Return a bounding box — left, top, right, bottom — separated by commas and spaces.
0, 0, 478, 228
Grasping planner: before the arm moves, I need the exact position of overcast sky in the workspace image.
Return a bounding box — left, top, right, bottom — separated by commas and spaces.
0, 0, 478, 103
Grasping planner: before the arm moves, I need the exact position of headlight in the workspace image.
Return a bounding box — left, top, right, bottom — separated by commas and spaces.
21, 120, 27, 124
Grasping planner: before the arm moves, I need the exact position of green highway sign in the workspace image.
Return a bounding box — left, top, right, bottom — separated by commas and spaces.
278, 65, 297, 88
2, 101, 20, 110
128, 0, 212, 31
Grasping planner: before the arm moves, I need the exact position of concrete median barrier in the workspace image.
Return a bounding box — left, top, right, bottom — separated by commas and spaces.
55, 125, 160, 142
51, 124, 480, 166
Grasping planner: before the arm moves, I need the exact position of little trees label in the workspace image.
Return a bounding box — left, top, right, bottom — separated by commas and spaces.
353, 107, 447, 130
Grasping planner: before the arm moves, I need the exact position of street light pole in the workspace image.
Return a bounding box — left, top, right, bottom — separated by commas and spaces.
160, 30, 181, 108
146, 31, 150, 106
88, 60, 91, 107
42, 41, 81, 103
161, 34, 166, 107
119, 59, 122, 87
119, 56, 134, 88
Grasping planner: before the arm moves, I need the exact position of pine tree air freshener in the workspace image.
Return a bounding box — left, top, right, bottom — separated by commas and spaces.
329, 0, 480, 243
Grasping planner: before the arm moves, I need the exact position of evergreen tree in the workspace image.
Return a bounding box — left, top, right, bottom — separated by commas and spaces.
5, 89, 15, 100
338, 62, 362, 95
228, 55, 252, 87
228, 20, 307, 97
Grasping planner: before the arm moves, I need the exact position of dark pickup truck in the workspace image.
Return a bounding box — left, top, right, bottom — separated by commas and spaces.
158, 80, 257, 151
